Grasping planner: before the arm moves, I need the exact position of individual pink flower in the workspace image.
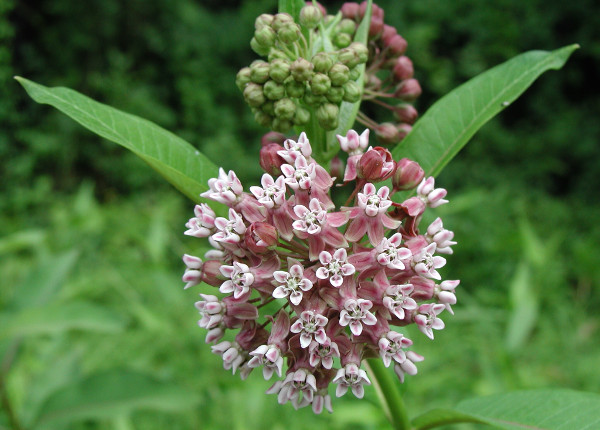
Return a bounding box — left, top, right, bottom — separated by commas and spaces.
278, 132, 313, 163
292, 198, 327, 235
316, 248, 355, 287
339, 299, 377, 336
308, 338, 340, 369
345, 183, 401, 245
414, 303, 446, 339
281, 155, 316, 191
375, 233, 412, 270
382, 283, 417, 320
272, 263, 313, 305
290, 310, 328, 348
357, 146, 396, 182
182, 254, 203, 289
219, 262, 254, 299
417, 176, 448, 208
426, 217, 457, 254
272, 368, 318, 408
195, 294, 224, 329
333, 363, 371, 398
436, 280, 459, 314
337, 129, 370, 155
184, 203, 216, 238
411, 243, 446, 280
248, 344, 284, 380
212, 208, 246, 244
201, 168, 243, 206
393, 350, 424, 383
250, 173, 287, 209
212, 340, 245, 374
378, 331, 413, 367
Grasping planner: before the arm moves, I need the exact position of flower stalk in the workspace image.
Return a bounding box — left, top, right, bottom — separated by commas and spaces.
366, 359, 410, 430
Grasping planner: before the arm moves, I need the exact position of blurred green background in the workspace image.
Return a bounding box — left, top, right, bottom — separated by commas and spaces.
1, 0, 599, 429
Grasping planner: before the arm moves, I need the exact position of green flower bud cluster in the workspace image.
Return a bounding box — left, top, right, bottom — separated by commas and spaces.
237, 4, 389, 133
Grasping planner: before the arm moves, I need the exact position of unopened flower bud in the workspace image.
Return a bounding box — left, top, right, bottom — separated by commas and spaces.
278, 22, 301, 44
268, 49, 288, 62
293, 106, 311, 125
255, 13, 274, 29
369, 16, 384, 38
395, 78, 422, 102
291, 57, 314, 82
397, 124, 412, 140
201, 259, 227, 287
357, 146, 396, 181
334, 32, 352, 48
244, 83, 265, 107
381, 24, 397, 45
393, 103, 418, 124
316, 103, 340, 130
259, 143, 286, 175
272, 117, 293, 133
312, 52, 334, 74
264, 80, 285, 100
326, 86, 345, 103
255, 26, 276, 48
269, 59, 291, 83
350, 42, 369, 64
341, 2, 359, 19
337, 18, 357, 34
310, 73, 331, 95
246, 222, 279, 254
250, 38, 270, 56
349, 67, 361, 81
254, 110, 273, 127
261, 131, 286, 147
274, 98, 296, 120
393, 158, 425, 191
284, 76, 305, 98
388, 35, 408, 56
303, 88, 327, 106
342, 81, 361, 103
393, 56, 414, 81
376, 122, 401, 145
271, 13, 294, 32
367, 74, 382, 91
337, 47, 360, 69
250, 61, 270, 84
236, 67, 252, 91
261, 101, 275, 115
299, 4, 322, 29
328, 63, 350, 86
360, 1, 384, 19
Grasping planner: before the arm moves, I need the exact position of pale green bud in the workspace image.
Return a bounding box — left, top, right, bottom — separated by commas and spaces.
349, 67, 361, 81
291, 57, 314, 82
350, 42, 369, 64
254, 26, 276, 48
271, 13, 294, 32
337, 47, 360, 69
277, 22, 300, 45
269, 59, 291, 83
250, 38, 270, 56
299, 5, 322, 29
293, 106, 311, 125
261, 101, 275, 116
333, 32, 352, 48
274, 98, 296, 120
303, 88, 327, 106
236, 67, 252, 91
316, 103, 339, 130
342, 81, 361, 103
264, 80, 285, 100
312, 52, 334, 74
254, 109, 273, 127
326, 86, 345, 104
250, 61, 270, 83
255, 14, 274, 29
337, 18, 357, 34
244, 83, 265, 107
284, 76, 305, 98
328, 63, 350, 86
310, 73, 331, 95
268, 49, 288, 62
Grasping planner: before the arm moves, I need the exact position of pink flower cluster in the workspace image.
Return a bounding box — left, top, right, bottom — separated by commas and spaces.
183, 130, 458, 413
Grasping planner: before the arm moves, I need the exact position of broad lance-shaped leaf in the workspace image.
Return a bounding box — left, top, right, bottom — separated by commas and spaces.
34, 369, 200, 427
392, 44, 578, 192
278, 0, 304, 22
15, 77, 218, 202
411, 389, 600, 430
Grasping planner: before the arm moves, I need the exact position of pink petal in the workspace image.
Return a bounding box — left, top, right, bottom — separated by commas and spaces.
345, 217, 368, 242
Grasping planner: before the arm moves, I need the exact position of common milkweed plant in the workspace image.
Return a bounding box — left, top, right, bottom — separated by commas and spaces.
18, 0, 595, 429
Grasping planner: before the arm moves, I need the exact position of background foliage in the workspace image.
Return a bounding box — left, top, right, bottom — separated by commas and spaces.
2, 0, 599, 429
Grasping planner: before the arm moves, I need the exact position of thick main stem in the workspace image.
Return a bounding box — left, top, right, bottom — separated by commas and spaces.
365, 359, 410, 430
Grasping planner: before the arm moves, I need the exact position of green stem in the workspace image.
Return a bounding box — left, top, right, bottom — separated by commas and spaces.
365, 359, 410, 430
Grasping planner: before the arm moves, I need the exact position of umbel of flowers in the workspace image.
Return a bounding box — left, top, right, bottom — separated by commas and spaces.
183, 130, 458, 414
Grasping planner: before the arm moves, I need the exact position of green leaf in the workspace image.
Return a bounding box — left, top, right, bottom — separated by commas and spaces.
392, 44, 579, 191
9, 250, 79, 311
0, 302, 125, 339
278, 0, 305, 22
413, 389, 600, 430
505, 261, 538, 353
34, 369, 200, 427
15, 77, 218, 202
